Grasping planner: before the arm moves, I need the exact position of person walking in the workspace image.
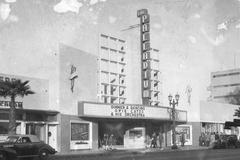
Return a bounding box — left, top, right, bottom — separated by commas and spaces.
206, 132, 210, 147
180, 132, 185, 147
108, 134, 114, 150
103, 133, 109, 150
158, 132, 164, 149
151, 132, 157, 148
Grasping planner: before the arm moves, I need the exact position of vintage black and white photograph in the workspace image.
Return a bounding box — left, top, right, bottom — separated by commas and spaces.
0, 0, 240, 160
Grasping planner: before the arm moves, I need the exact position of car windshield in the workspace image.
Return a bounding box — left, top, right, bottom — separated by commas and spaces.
5, 136, 19, 143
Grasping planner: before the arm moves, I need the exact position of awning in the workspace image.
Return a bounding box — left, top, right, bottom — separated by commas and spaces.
0, 108, 59, 115
224, 119, 240, 129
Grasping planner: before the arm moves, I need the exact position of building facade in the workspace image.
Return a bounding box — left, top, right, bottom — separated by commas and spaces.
199, 68, 240, 139
208, 68, 240, 104
0, 73, 59, 150
57, 34, 187, 152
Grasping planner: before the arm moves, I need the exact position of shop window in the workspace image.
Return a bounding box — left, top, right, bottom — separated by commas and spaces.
0, 122, 8, 134
26, 124, 45, 141
71, 123, 89, 141
175, 125, 192, 145
129, 129, 143, 139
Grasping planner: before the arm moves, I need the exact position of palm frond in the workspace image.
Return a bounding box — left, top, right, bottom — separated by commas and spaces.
0, 80, 34, 98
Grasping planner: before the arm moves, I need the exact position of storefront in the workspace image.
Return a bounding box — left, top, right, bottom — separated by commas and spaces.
0, 108, 59, 150
71, 101, 188, 150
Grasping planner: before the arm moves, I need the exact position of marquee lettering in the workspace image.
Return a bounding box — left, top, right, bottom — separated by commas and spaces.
142, 51, 150, 61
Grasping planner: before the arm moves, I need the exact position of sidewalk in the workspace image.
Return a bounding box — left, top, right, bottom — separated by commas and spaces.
56, 145, 210, 156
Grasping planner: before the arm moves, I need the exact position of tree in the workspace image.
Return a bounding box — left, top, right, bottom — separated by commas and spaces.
225, 88, 240, 118
226, 88, 240, 105
0, 80, 34, 135
234, 107, 240, 117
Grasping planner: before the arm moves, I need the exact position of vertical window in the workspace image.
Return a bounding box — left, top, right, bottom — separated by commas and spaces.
100, 48, 109, 59
110, 97, 118, 104
110, 85, 117, 96
101, 60, 109, 71
100, 35, 108, 47
110, 74, 118, 84
119, 87, 125, 96
119, 98, 125, 104
110, 49, 118, 62
101, 72, 108, 83
109, 62, 117, 73
101, 84, 108, 95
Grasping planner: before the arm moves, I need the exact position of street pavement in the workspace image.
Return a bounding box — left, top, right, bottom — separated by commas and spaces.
48, 147, 240, 160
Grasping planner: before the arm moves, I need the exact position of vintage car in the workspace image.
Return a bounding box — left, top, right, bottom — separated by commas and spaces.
212, 134, 240, 149
0, 134, 56, 160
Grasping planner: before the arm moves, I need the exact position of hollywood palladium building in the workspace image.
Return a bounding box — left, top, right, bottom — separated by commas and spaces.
0, 9, 239, 152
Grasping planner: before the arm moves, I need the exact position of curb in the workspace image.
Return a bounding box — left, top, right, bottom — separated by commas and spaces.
54, 147, 210, 157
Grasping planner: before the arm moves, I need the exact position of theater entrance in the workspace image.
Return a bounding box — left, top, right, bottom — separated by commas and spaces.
98, 120, 147, 149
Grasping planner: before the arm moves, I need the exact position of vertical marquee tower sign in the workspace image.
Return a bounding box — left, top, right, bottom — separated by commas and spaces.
137, 9, 151, 105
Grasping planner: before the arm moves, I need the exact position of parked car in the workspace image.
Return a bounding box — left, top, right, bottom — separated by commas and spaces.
213, 134, 240, 149
0, 134, 56, 160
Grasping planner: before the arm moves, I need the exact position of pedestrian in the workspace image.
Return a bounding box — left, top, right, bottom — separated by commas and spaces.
103, 133, 109, 150
215, 132, 220, 141
206, 133, 210, 147
108, 134, 114, 150
199, 133, 203, 146
145, 134, 151, 148
158, 132, 164, 149
151, 132, 157, 148
202, 132, 206, 146
180, 132, 185, 147
210, 133, 215, 146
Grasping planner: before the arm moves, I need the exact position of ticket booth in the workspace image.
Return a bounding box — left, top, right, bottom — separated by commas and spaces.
124, 127, 145, 149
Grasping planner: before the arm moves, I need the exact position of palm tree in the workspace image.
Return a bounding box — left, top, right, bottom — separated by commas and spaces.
0, 80, 34, 135
234, 107, 240, 117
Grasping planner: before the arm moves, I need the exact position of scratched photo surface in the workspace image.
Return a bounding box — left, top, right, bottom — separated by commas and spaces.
1, 0, 240, 160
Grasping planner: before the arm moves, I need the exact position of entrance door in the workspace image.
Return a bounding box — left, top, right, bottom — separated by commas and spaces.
48, 125, 57, 151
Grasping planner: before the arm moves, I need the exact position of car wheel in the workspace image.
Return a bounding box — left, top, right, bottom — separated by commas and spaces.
0, 151, 7, 160
39, 150, 49, 160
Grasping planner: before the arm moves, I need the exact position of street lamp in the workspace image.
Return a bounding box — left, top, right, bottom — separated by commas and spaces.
168, 93, 180, 149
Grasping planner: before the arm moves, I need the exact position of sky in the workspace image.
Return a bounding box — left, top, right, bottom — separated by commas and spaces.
0, 0, 240, 114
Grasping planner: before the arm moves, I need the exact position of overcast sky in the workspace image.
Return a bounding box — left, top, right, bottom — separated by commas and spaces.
0, 0, 240, 110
